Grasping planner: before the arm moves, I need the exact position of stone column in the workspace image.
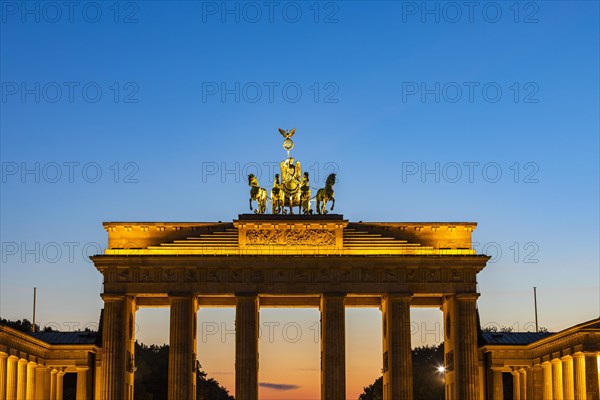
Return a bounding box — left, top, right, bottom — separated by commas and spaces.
168, 295, 198, 400
34, 367, 45, 400
532, 364, 544, 400
520, 369, 527, 400
6, 356, 18, 400
235, 294, 259, 400
56, 370, 65, 400
553, 358, 565, 400
492, 369, 503, 400
44, 369, 50, 398
381, 294, 412, 400
563, 355, 575, 400
454, 294, 481, 400
25, 362, 36, 400
16, 359, 28, 400
526, 367, 534, 400
50, 369, 57, 400
321, 293, 346, 400
573, 352, 587, 400
512, 370, 521, 400
76, 368, 88, 400
585, 353, 599, 400
0, 352, 8, 400
100, 294, 136, 400
542, 361, 553, 400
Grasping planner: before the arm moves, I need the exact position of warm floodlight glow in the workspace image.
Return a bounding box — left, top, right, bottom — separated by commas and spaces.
437, 366, 446, 373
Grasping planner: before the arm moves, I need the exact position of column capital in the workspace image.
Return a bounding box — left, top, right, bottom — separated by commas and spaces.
551, 358, 562, 365
168, 293, 198, 300
572, 351, 585, 359
17, 358, 28, 365
561, 354, 573, 361
454, 293, 480, 301
0, 351, 8, 359
234, 292, 259, 299
383, 293, 413, 301
101, 293, 126, 302
321, 292, 346, 298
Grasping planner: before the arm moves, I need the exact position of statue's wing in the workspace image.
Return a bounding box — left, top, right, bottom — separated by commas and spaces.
289, 128, 296, 137
280, 159, 287, 178
278, 128, 286, 137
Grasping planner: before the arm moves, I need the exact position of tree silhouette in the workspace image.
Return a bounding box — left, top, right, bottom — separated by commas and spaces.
359, 344, 444, 400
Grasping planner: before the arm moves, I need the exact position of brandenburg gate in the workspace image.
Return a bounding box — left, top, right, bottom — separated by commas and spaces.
90, 129, 490, 400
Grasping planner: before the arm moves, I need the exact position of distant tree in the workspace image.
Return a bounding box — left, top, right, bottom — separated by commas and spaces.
482, 325, 514, 333
134, 342, 233, 400
0, 318, 40, 333
358, 344, 444, 400
358, 377, 382, 400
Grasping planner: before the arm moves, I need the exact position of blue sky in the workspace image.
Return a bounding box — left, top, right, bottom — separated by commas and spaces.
1, 1, 599, 397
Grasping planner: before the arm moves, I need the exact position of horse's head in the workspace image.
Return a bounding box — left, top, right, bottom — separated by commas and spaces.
326, 173, 336, 186
248, 174, 258, 187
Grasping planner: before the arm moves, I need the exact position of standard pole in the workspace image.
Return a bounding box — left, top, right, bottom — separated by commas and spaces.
32, 287, 37, 332
533, 287, 538, 332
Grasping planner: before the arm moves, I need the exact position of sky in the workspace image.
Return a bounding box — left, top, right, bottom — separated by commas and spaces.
1, 1, 599, 398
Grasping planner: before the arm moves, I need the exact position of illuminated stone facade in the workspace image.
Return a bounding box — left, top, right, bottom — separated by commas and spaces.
92, 214, 489, 400
0, 326, 99, 400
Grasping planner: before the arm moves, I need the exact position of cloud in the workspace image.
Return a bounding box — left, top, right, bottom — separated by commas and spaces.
259, 382, 301, 391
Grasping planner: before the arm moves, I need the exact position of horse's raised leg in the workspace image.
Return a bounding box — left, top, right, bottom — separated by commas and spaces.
249, 199, 253, 211
331, 198, 335, 211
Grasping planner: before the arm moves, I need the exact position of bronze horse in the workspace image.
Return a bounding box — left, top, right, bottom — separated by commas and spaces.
316, 173, 336, 214
248, 174, 267, 214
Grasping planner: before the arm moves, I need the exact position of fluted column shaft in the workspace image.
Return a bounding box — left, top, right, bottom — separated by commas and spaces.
526, 367, 534, 400
50, 369, 57, 400
321, 293, 346, 400
553, 358, 565, 400
34, 367, 45, 400
382, 294, 412, 400
16, 359, 28, 400
532, 365, 544, 399
7, 356, 18, 400
100, 295, 136, 400
563, 356, 575, 400
76, 368, 88, 400
584, 354, 599, 400
454, 294, 480, 400
573, 353, 587, 400
168, 295, 198, 400
235, 294, 258, 400
56, 371, 64, 400
0, 353, 8, 400
492, 369, 503, 400
512, 370, 521, 400
43, 369, 50, 398
25, 362, 36, 400
520, 369, 527, 400
542, 361, 553, 400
